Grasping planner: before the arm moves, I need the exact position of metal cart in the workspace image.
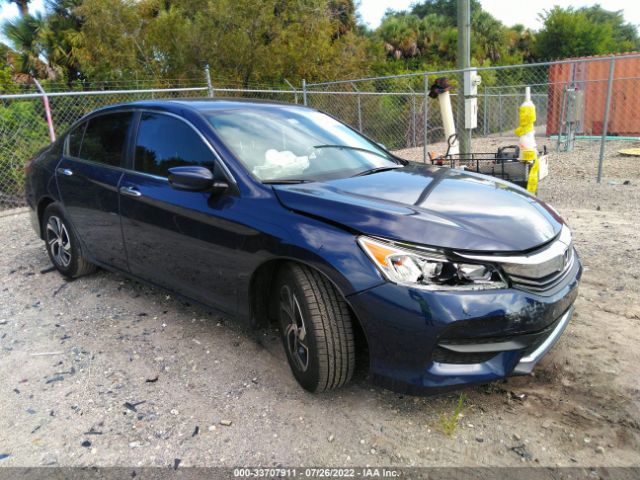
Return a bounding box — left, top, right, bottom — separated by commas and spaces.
429, 141, 548, 190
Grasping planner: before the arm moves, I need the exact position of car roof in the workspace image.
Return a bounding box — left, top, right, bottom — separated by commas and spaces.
90, 98, 312, 116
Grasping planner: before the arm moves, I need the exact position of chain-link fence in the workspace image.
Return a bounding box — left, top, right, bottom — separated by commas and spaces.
2, 54, 640, 210
305, 53, 640, 176
0, 81, 300, 209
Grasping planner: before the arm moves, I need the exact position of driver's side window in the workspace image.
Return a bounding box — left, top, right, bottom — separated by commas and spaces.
134, 112, 216, 177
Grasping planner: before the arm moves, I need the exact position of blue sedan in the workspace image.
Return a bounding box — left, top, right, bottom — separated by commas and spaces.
25, 99, 581, 394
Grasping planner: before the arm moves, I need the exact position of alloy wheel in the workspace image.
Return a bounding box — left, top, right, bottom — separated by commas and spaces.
280, 284, 310, 372
46, 215, 72, 268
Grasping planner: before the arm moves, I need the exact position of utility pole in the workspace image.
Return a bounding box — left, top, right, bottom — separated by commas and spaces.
457, 0, 471, 155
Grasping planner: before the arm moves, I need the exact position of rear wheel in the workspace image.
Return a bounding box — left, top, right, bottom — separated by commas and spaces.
43, 203, 96, 278
276, 263, 355, 392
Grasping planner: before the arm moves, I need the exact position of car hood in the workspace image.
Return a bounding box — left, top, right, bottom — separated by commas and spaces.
272, 164, 563, 252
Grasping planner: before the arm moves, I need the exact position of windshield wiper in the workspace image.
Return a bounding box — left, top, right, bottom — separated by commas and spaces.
313, 144, 395, 161
262, 179, 312, 184
352, 166, 403, 177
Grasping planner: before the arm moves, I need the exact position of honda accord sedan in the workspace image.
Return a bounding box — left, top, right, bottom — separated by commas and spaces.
25, 99, 581, 394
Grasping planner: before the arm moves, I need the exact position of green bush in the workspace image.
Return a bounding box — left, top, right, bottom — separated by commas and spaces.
0, 100, 50, 205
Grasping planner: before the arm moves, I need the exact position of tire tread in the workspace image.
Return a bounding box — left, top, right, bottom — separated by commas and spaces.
288, 264, 355, 392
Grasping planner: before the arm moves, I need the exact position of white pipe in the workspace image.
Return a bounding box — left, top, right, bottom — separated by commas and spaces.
438, 91, 459, 155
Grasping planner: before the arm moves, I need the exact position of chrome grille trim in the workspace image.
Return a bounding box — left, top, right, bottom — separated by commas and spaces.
456, 225, 576, 294
509, 247, 576, 293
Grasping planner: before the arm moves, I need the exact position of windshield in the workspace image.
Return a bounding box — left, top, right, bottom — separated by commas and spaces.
205, 108, 400, 182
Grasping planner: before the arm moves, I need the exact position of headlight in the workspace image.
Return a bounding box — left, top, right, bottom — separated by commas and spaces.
358, 236, 507, 291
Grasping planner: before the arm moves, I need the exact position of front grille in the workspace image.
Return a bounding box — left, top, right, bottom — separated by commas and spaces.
456, 225, 578, 295
510, 247, 576, 294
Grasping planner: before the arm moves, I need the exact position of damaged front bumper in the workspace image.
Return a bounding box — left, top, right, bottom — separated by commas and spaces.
347, 255, 581, 395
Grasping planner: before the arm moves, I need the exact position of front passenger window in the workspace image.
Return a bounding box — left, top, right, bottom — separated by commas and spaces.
134, 113, 216, 177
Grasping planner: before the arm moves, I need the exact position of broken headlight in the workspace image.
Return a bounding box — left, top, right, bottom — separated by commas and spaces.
358, 236, 507, 291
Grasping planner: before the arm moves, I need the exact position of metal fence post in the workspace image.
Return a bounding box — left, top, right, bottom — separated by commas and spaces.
423, 74, 429, 164
302, 79, 308, 106
408, 86, 417, 147
597, 57, 616, 183
351, 82, 363, 133
498, 90, 503, 135
483, 87, 488, 136
32, 78, 56, 142
204, 64, 214, 97
284, 79, 298, 104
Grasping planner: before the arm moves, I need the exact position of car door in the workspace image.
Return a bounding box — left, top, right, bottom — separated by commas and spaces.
56, 111, 133, 271
119, 111, 245, 315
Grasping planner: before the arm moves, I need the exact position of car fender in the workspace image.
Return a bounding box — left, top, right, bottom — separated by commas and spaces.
237, 210, 386, 322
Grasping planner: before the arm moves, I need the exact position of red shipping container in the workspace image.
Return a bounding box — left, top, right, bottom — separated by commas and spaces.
546, 52, 640, 137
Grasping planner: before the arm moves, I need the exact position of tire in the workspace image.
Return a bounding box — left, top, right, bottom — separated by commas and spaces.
276, 263, 355, 392
42, 203, 96, 279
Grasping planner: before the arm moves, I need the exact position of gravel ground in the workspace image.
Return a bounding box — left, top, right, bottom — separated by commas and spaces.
0, 138, 639, 468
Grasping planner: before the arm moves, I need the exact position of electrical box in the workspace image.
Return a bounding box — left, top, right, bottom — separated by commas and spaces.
464, 69, 482, 96
567, 89, 585, 124
465, 98, 478, 129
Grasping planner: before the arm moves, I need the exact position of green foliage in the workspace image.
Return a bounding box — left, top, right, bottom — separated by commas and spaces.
535, 5, 640, 60
375, 0, 534, 73
0, 66, 18, 93
2, 13, 46, 76
70, 0, 373, 86
438, 393, 467, 436
0, 100, 49, 197
2, 0, 639, 87
41, 0, 85, 84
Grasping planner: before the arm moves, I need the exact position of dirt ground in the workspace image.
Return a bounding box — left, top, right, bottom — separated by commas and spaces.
0, 138, 639, 468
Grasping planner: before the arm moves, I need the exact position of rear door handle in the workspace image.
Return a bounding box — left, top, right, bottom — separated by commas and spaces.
119, 186, 142, 198
57, 168, 73, 176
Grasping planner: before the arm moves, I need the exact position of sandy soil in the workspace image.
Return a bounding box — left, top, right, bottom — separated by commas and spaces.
0, 138, 639, 468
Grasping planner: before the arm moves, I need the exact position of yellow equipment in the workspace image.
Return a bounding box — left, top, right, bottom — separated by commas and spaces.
515, 87, 539, 194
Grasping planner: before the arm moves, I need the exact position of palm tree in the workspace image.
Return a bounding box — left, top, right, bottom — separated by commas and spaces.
2, 0, 31, 17
472, 10, 507, 63
41, 0, 85, 85
2, 13, 47, 76
378, 14, 420, 59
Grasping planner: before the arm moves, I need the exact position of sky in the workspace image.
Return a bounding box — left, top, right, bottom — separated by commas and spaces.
1, 0, 639, 37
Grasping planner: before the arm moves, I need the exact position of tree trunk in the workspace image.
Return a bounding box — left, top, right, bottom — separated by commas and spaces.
13, 0, 30, 16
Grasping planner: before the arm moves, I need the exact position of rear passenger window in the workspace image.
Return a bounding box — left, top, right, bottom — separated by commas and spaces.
79, 112, 132, 167
134, 112, 215, 177
67, 122, 86, 157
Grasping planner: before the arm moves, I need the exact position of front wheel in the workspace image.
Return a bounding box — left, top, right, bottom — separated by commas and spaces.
42, 203, 96, 278
276, 264, 355, 392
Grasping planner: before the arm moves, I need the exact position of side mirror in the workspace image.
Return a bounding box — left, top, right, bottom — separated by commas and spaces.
168, 166, 228, 193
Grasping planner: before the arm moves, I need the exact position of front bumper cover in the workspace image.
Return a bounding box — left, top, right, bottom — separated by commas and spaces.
512, 306, 573, 375
347, 256, 581, 394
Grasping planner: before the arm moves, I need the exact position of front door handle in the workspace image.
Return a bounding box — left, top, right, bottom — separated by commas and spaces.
119, 186, 142, 198
57, 168, 73, 176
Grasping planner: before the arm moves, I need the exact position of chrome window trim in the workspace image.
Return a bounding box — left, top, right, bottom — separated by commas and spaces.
456, 225, 572, 279
123, 169, 169, 183
59, 156, 127, 175
135, 109, 237, 185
